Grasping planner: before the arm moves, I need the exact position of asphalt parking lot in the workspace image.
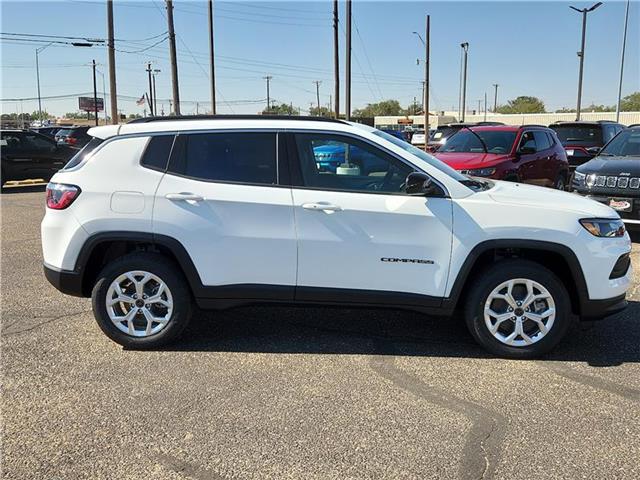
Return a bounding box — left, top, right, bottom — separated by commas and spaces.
2, 187, 639, 480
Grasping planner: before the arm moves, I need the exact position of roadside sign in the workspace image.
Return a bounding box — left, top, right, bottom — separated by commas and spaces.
78, 97, 104, 112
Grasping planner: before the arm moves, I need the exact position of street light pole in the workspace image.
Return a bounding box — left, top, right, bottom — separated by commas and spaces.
35, 42, 53, 124
153, 69, 160, 115
460, 42, 469, 122
146, 62, 154, 116
616, 0, 630, 122
92, 59, 98, 126
493, 83, 499, 112
570, 2, 603, 120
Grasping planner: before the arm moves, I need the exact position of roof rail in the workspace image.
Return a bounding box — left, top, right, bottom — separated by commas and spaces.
128, 114, 347, 124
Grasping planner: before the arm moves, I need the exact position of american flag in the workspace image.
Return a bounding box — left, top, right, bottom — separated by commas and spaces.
136, 95, 145, 106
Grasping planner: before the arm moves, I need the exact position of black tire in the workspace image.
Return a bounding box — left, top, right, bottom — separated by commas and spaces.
464, 259, 572, 359
91, 252, 193, 349
554, 173, 567, 191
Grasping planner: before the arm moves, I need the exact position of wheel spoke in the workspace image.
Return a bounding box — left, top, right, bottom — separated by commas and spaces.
108, 294, 134, 306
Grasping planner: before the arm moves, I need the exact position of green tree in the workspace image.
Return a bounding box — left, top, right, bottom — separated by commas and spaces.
262, 103, 298, 115
309, 106, 333, 117
495, 96, 546, 114
64, 111, 94, 119
353, 99, 403, 117
127, 113, 142, 119
30, 110, 54, 119
620, 92, 640, 111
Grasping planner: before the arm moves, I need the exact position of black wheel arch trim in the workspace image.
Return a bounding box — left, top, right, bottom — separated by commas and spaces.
442, 239, 591, 316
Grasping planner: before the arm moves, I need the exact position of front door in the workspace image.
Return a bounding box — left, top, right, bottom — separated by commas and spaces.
288, 132, 453, 305
153, 131, 297, 299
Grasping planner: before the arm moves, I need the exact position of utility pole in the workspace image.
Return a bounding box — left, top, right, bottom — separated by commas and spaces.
492, 83, 499, 111
263, 75, 272, 112
146, 62, 154, 116
424, 14, 430, 152
208, 0, 216, 114
333, 0, 340, 118
477, 99, 482, 116
484, 92, 487, 121
153, 69, 160, 116
313, 80, 322, 115
166, 0, 180, 115
345, 0, 352, 120
570, 2, 602, 120
92, 59, 98, 126
107, 0, 118, 124
615, 0, 630, 122
460, 42, 469, 122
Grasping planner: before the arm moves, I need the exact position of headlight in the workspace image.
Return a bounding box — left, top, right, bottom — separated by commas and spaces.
580, 218, 626, 237
585, 173, 597, 188
573, 171, 586, 186
467, 167, 496, 177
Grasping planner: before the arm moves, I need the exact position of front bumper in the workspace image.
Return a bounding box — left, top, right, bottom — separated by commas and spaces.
580, 294, 628, 320
44, 263, 85, 297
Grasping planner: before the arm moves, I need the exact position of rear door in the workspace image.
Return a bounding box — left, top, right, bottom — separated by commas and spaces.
21, 131, 66, 178
1, 132, 36, 180
532, 130, 554, 186
515, 130, 539, 184
153, 130, 297, 299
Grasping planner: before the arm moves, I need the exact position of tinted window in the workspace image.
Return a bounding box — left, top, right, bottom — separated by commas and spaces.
533, 131, 551, 151
141, 135, 174, 171
169, 132, 277, 184
602, 125, 618, 143
600, 129, 640, 157
294, 133, 413, 194
519, 131, 536, 151
440, 129, 516, 154
0, 133, 23, 150
63, 137, 104, 169
23, 132, 55, 150
550, 125, 603, 146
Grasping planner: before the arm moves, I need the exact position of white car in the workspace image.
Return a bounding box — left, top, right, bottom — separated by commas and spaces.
42, 116, 632, 358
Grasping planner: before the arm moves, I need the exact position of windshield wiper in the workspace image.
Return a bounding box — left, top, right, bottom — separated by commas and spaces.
462, 127, 488, 153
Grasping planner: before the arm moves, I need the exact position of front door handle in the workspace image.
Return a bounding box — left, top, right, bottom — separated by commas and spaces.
302, 202, 342, 212
165, 192, 204, 202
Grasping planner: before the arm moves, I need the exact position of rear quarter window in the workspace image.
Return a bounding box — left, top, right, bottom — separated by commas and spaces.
140, 135, 175, 171
63, 137, 104, 170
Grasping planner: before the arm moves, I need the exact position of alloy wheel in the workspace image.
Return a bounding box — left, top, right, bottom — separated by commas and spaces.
483, 278, 556, 347
105, 270, 173, 337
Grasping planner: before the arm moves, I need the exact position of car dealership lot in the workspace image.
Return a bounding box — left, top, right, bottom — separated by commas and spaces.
2, 188, 639, 480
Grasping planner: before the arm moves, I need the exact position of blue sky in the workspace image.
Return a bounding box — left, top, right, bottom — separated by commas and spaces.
1, 0, 638, 116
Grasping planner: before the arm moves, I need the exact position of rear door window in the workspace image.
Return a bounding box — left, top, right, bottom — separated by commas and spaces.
533, 131, 551, 151
140, 135, 175, 171
168, 132, 277, 185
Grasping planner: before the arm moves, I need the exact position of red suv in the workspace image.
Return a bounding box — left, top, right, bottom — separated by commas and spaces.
433, 125, 570, 189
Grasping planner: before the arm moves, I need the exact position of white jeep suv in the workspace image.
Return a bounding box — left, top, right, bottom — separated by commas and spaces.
42, 116, 632, 358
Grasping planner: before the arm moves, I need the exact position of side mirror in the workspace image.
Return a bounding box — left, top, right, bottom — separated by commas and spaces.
405, 172, 445, 197
586, 146, 601, 155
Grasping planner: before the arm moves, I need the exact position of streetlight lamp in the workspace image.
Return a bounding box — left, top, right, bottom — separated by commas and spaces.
570, 2, 603, 120
36, 41, 94, 124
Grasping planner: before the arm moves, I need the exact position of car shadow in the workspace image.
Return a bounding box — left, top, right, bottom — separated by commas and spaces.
1, 184, 47, 194
162, 300, 640, 366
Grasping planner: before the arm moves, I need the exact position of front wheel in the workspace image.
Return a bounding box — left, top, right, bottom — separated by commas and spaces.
464, 260, 572, 359
91, 252, 193, 349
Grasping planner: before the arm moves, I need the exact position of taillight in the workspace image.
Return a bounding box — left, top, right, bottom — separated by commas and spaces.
46, 183, 81, 209
66, 137, 77, 145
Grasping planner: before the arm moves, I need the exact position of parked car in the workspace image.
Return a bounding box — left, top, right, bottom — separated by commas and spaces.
55, 126, 91, 149
549, 120, 625, 170
572, 126, 640, 229
379, 129, 409, 142
1, 129, 75, 185
434, 125, 570, 189
427, 122, 504, 152
312, 140, 389, 175
30, 126, 61, 138
42, 115, 631, 358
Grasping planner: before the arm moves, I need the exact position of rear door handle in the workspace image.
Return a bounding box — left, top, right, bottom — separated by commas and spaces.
302, 202, 342, 212
165, 192, 204, 202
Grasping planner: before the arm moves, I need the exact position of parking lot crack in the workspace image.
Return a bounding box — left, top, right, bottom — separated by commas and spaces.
370, 343, 506, 480
2, 309, 91, 336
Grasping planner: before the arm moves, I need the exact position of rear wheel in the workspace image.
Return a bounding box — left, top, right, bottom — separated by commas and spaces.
464, 260, 572, 359
91, 252, 193, 349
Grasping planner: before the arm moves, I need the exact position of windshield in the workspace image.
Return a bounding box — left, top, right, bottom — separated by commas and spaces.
550, 125, 603, 146
600, 129, 640, 157
371, 129, 471, 183
439, 129, 516, 154
430, 127, 458, 142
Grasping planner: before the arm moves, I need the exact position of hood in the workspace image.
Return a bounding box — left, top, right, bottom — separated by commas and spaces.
435, 152, 511, 170
576, 156, 640, 176
487, 180, 617, 217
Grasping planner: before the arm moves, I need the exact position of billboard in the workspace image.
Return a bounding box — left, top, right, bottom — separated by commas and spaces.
78, 97, 104, 112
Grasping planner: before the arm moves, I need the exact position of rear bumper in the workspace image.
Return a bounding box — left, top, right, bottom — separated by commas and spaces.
43, 263, 84, 297
580, 294, 628, 320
